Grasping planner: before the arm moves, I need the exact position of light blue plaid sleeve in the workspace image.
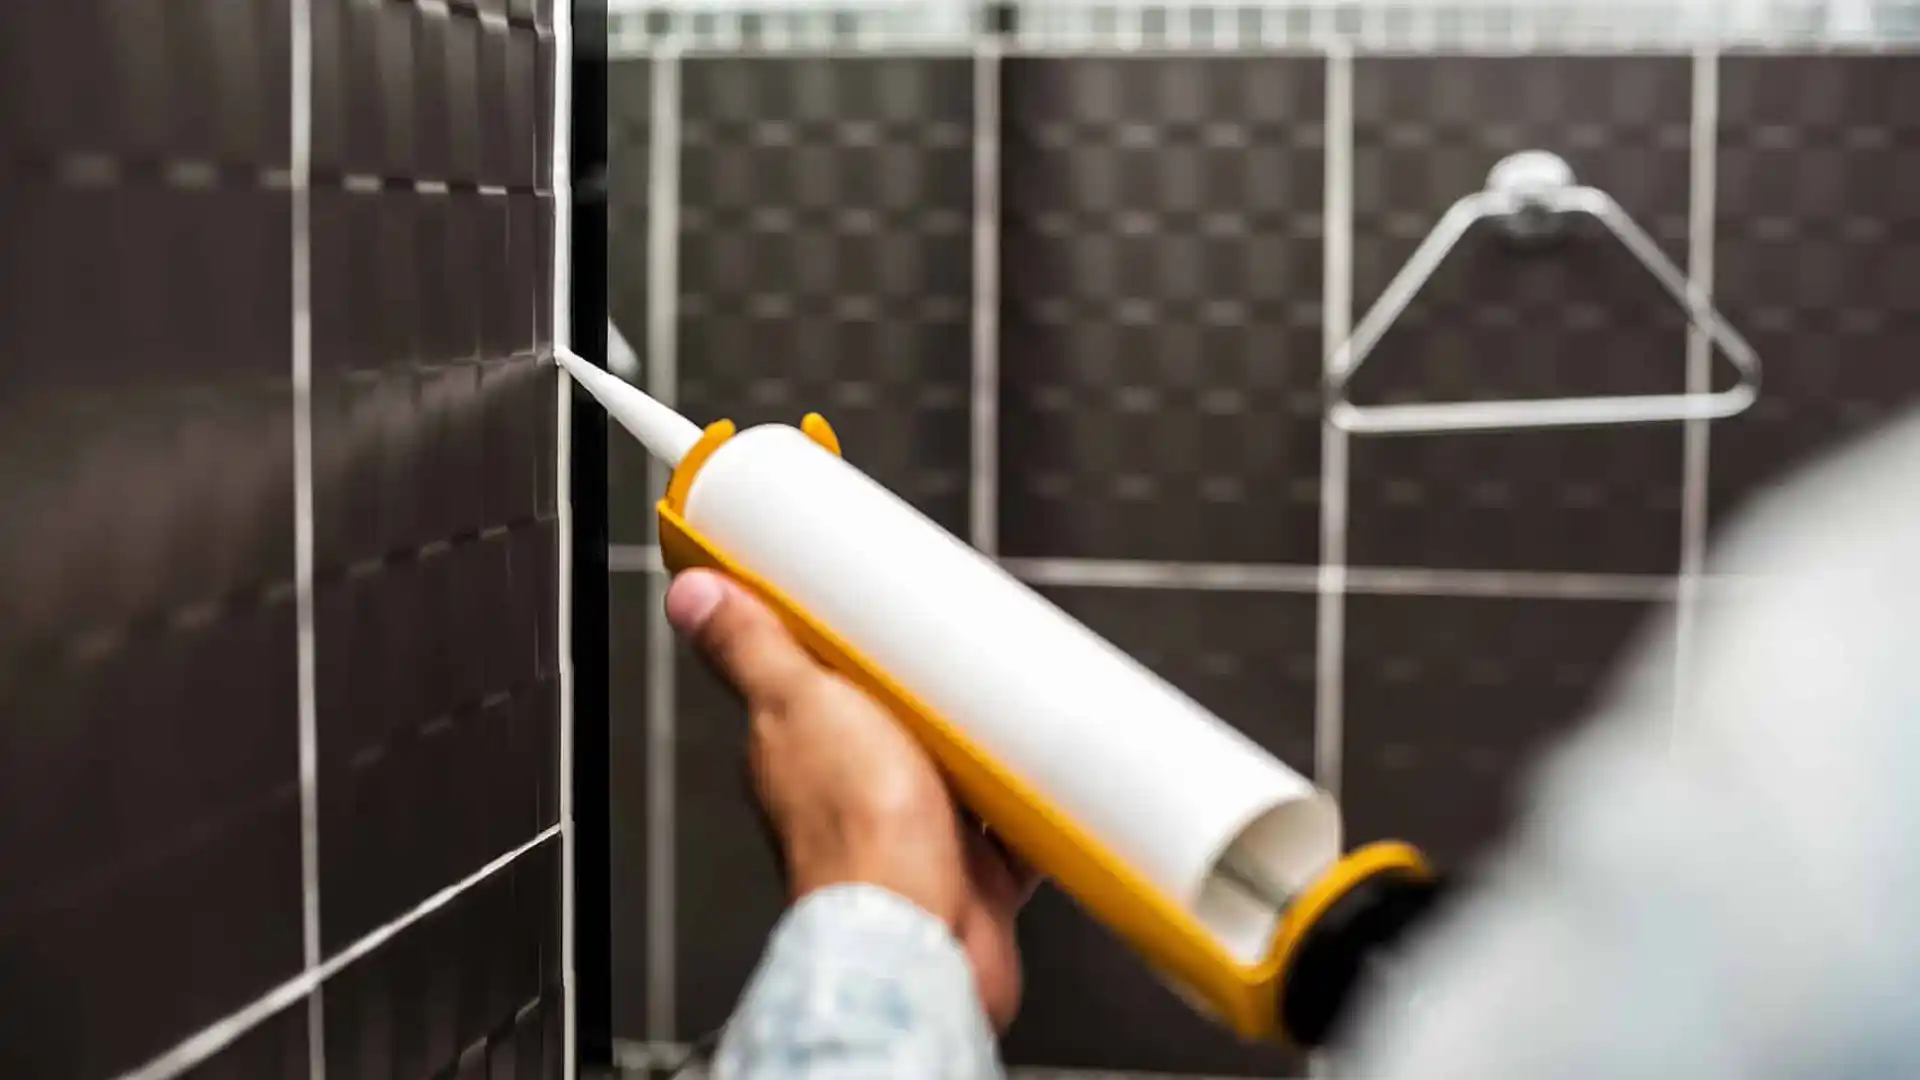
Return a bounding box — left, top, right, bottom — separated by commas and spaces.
712, 884, 1005, 1080
1343, 415, 1920, 1080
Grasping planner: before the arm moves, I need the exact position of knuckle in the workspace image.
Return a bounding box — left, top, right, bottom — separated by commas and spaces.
756, 663, 825, 717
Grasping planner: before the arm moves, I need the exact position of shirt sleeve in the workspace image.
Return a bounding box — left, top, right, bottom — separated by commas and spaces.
1340, 416, 1920, 1080
712, 884, 1004, 1080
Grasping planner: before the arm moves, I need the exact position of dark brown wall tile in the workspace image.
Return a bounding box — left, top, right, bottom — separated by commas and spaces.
676, 57, 975, 535
1712, 55, 1920, 528
322, 840, 563, 1080
608, 58, 656, 545
999, 56, 1327, 564
1342, 594, 1657, 870
673, 650, 787, 1041
1345, 56, 1692, 575
609, 573, 654, 1041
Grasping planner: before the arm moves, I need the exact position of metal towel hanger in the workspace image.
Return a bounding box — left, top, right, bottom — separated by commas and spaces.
1326, 150, 1762, 435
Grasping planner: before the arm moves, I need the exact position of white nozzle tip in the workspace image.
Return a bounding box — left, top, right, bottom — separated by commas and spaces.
555, 349, 703, 466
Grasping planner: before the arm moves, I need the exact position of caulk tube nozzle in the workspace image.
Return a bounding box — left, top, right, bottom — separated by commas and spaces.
555, 349, 703, 466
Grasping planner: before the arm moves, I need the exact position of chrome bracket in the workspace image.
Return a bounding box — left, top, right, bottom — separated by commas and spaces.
1327, 150, 1761, 435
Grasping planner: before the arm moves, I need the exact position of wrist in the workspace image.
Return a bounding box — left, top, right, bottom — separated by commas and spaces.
786, 839, 967, 931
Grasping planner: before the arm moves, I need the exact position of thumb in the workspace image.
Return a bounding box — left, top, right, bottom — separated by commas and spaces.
665, 569, 818, 710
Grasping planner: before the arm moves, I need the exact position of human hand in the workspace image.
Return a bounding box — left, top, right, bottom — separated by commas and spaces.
665, 568, 1039, 1030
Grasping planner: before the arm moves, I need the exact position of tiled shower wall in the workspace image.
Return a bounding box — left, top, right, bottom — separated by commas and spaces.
602, 22, 1920, 1080
1, 1, 567, 1078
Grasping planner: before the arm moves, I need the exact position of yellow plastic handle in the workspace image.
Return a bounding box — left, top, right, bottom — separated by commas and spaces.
657, 413, 1296, 1037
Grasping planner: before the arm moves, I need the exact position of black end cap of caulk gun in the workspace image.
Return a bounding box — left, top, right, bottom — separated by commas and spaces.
1276, 864, 1448, 1050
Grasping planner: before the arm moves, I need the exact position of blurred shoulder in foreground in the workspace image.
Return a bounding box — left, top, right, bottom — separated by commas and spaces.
1343, 411, 1920, 1080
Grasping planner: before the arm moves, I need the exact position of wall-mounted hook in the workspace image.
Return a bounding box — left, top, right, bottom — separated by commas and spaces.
1327, 150, 1762, 435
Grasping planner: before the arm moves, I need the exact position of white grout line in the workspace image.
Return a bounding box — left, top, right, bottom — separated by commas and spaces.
609, 44, 1727, 60
1346, 565, 1676, 602
969, 36, 1003, 555
1006, 557, 1321, 593
288, 0, 324, 1072
114, 827, 563, 1080
548, 3, 577, 1076
1046, 560, 1676, 602
996, 44, 1738, 58
617, 47, 979, 60
1003, 45, 1325, 60
1316, 47, 1353, 805
609, 545, 1676, 601
644, 44, 684, 1050
1673, 47, 1719, 736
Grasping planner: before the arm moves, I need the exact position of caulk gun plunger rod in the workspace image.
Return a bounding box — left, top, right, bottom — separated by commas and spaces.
1216, 847, 1294, 911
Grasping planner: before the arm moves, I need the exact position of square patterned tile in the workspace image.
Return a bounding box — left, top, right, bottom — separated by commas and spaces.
609, 573, 655, 1041
677, 57, 974, 535
999, 56, 1327, 564
313, 521, 560, 952
322, 840, 563, 1080
0, 0, 290, 169
310, 0, 558, 960
672, 649, 786, 1042
0, 176, 301, 1079
608, 57, 656, 544
1711, 55, 1920, 528
1345, 57, 1692, 575
1342, 594, 1657, 871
